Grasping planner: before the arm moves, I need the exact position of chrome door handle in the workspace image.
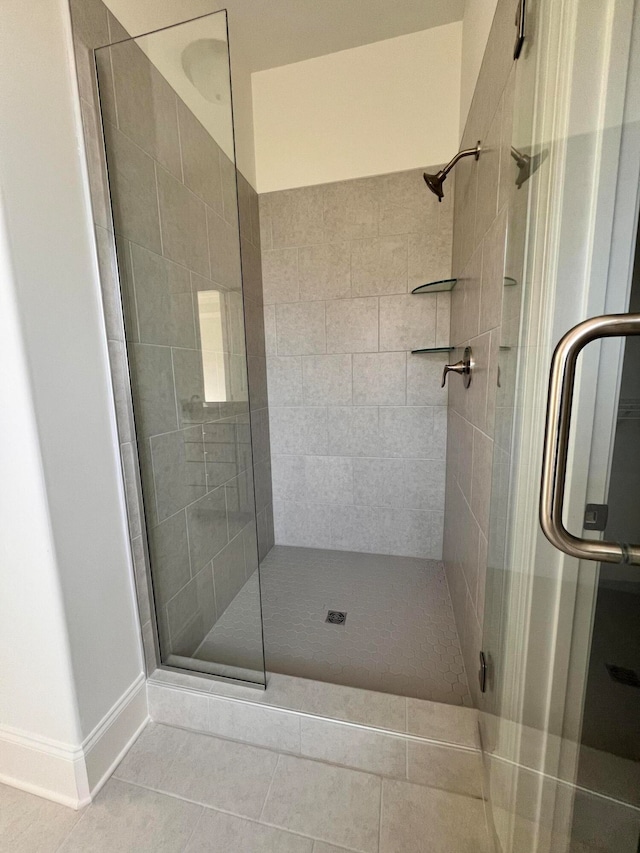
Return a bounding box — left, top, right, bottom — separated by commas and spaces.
540, 313, 640, 565
441, 347, 473, 388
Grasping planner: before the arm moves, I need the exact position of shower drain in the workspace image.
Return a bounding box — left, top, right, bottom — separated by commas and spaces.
326, 610, 347, 625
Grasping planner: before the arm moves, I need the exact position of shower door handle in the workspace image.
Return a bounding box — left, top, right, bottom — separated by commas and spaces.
540, 313, 640, 565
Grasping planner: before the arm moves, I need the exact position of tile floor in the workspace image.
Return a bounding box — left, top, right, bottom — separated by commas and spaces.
1, 722, 490, 852
199, 546, 470, 703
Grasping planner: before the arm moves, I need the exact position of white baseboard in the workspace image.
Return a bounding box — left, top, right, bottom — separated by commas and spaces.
0, 673, 148, 809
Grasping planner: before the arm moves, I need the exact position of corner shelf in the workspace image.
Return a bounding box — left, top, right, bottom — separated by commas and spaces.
411, 278, 457, 294
411, 347, 454, 355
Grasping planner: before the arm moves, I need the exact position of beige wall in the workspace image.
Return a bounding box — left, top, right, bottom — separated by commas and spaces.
252, 25, 462, 193
261, 168, 453, 558
443, 0, 517, 705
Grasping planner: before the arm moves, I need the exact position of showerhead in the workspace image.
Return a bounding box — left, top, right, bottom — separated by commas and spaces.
423, 170, 446, 202
423, 141, 481, 202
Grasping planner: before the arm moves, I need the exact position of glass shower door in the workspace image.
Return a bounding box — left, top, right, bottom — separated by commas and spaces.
95, 12, 265, 686
479, 0, 640, 849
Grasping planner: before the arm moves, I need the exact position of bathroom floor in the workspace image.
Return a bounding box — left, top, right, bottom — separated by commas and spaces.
199, 546, 471, 704
2, 722, 490, 852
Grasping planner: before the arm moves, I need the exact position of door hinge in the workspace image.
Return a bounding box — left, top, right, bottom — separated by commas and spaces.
479, 651, 488, 693
583, 503, 608, 532
514, 0, 526, 59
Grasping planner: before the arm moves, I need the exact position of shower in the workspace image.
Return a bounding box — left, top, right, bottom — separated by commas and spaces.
423, 140, 481, 201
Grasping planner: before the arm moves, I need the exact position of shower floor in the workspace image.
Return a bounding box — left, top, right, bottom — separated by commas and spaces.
199, 545, 471, 704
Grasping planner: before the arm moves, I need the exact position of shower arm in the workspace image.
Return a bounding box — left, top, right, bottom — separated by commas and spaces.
438, 143, 481, 179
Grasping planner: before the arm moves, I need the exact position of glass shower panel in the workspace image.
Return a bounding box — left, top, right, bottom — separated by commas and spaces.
95, 12, 265, 686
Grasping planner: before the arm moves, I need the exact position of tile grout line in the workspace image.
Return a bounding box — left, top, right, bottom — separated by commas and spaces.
377, 776, 384, 853
150, 700, 480, 754
178, 804, 205, 853
258, 753, 281, 822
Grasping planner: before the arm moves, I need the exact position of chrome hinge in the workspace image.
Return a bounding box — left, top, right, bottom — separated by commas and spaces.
584, 503, 609, 532
478, 651, 488, 693
514, 0, 526, 59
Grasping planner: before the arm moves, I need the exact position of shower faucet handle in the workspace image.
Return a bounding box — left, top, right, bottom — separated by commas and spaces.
441, 347, 473, 389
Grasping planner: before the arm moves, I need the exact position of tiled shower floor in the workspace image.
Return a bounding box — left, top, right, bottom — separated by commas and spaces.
199, 546, 471, 704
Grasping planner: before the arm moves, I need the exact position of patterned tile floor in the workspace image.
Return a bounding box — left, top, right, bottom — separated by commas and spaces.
199, 546, 471, 704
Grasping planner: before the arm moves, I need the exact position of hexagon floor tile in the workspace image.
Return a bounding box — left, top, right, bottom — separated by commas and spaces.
198, 545, 471, 705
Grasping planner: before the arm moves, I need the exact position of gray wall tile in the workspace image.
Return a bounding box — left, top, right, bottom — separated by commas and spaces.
130, 244, 195, 348
351, 236, 408, 297
150, 511, 191, 604
270, 407, 328, 456
379, 294, 437, 352
177, 100, 223, 213
268, 186, 325, 248
130, 343, 178, 438
271, 455, 305, 502
267, 357, 303, 406
109, 38, 182, 179
150, 428, 206, 522
378, 168, 440, 237
408, 230, 452, 291
157, 167, 210, 277
327, 406, 381, 458
226, 469, 256, 540
302, 354, 352, 405
212, 533, 246, 617
299, 242, 350, 301
276, 301, 326, 355
323, 177, 379, 240
353, 352, 406, 406
263, 248, 299, 304
325, 297, 378, 354
273, 501, 332, 548
304, 456, 354, 506
353, 457, 405, 508
186, 486, 229, 573
406, 353, 448, 406
104, 122, 162, 253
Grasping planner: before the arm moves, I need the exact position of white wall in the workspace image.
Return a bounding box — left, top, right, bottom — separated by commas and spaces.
0, 0, 145, 806
252, 23, 462, 193
459, 0, 500, 135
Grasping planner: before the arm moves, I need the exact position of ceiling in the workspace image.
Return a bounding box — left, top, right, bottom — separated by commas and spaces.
103, 0, 465, 71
